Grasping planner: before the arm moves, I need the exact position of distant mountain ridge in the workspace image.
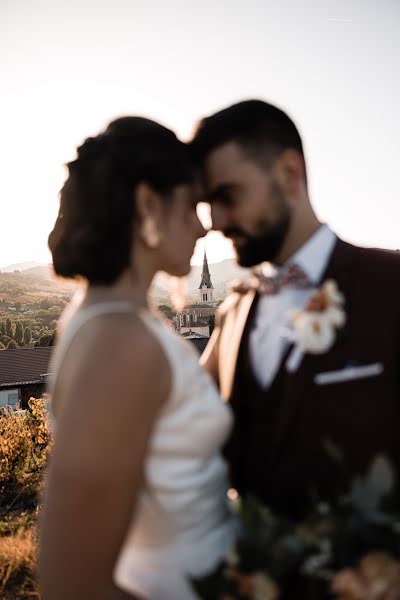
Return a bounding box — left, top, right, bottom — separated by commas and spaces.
22, 265, 54, 279
0, 261, 45, 273
1, 258, 250, 303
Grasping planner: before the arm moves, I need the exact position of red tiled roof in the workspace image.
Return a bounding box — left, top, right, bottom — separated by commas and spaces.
0, 347, 53, 388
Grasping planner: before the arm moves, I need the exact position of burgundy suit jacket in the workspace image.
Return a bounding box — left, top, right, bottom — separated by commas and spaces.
202, 238, 400, 507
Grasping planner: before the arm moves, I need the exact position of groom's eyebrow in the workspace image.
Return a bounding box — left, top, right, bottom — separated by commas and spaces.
207, 183, 239, 203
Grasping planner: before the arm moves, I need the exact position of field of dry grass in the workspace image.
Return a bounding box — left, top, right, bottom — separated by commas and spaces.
0, 399, 50, 599
0, 528, 39, 599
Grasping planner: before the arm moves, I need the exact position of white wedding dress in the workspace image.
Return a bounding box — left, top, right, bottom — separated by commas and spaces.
49, 299, 236, 600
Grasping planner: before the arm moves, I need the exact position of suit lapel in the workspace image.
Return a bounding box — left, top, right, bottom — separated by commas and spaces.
270, 238, 357, 455
219, 288, 257, 401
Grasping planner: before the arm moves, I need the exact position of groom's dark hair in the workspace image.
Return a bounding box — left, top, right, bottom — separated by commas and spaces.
190, 99, 305, 169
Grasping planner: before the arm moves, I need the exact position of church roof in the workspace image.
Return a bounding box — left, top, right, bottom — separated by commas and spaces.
199, 250, 213, 289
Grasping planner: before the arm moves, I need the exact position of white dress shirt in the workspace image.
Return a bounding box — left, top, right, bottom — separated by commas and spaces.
249, 225, 337, 388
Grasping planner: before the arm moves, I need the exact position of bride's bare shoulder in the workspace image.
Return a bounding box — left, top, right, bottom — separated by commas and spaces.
55, 310, 171, 417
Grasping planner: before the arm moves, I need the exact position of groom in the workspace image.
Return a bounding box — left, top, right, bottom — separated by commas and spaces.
190, 99, 400, 519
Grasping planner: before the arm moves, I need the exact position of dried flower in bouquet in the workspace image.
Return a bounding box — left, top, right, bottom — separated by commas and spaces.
332, 552, 400, 600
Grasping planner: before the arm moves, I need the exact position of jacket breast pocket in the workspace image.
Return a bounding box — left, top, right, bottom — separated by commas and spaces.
314, 362, 384, 386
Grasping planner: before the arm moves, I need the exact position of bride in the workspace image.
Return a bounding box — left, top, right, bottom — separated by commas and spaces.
39, 117, 236, 600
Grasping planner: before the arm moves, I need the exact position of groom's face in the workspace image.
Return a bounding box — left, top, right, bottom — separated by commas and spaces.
203, 141, 291, 267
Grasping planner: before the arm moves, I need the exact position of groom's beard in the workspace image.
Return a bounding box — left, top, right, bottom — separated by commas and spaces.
225, 219, 290, 267
223, 190, 291, 267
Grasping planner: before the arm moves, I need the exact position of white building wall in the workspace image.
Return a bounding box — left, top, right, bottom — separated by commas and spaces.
199, 284, 213, 304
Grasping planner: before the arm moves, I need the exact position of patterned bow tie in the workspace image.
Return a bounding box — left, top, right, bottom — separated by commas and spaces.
256, 263, 312, 295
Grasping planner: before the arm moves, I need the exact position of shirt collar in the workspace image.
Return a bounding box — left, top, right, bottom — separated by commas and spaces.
287, 224, 337, 285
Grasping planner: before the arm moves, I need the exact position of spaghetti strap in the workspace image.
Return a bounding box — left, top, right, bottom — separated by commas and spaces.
48, 300, 143, 407
58, 301, 137, 349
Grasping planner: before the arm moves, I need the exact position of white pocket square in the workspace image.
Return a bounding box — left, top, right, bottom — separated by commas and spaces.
314, 362, 384, 385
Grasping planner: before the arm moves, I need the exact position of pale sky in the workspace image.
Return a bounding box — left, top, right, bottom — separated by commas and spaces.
1, 0, 399, 267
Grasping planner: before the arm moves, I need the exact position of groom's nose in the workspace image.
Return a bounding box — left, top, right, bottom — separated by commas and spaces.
210, 203, 229, 232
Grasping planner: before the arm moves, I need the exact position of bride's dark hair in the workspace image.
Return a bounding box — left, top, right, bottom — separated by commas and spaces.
48, 117, 195, 284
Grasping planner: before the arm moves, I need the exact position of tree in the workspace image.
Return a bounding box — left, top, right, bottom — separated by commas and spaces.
14, 321, 24, 346
23, 327, 32, 346
7, 339, 18, 349
36, 333, 54, 347
39, 299, 52, 310
36, 309, 52, 326
6, 318, 13, 338
158, 304, 176, 321
15, 301, 22, 311
48, 305, 62, 319
0, 321, 5, 336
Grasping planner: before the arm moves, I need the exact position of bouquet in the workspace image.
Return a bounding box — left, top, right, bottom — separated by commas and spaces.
191, 455, 400, 599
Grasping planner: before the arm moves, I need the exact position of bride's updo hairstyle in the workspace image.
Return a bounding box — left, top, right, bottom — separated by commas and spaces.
49, 117, 195, 284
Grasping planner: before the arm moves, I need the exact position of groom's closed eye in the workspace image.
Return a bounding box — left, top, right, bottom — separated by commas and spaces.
208, 184, 239, 206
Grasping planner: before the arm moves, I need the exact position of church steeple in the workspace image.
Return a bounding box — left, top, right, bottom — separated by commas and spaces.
199, 250, 213, 289
199, 249, 214, 304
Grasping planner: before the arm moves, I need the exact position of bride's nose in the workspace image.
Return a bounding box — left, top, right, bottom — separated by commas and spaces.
196, 202, 212, 235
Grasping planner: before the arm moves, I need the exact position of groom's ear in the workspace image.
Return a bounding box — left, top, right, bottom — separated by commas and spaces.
135, 182, 163, 220
273, 149, 306, 195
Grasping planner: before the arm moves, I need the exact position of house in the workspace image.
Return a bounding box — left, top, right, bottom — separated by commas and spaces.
0, 347, 52, 409
180, 331, 209, 354
180, 318, 210, 338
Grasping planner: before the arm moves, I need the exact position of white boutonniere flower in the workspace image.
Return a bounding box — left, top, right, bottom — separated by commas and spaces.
285, 280, 346, 372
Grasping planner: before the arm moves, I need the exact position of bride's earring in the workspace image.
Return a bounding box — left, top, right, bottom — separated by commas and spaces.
140, 216, 162, 249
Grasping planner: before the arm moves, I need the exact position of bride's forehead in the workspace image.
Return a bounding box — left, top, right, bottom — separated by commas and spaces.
170, 181, 204, 204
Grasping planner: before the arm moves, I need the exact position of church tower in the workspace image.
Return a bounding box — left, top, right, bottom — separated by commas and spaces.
199, 250, 214, 304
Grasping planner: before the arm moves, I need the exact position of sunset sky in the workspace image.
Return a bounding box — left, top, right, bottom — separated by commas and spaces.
1, 0, 399, 268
